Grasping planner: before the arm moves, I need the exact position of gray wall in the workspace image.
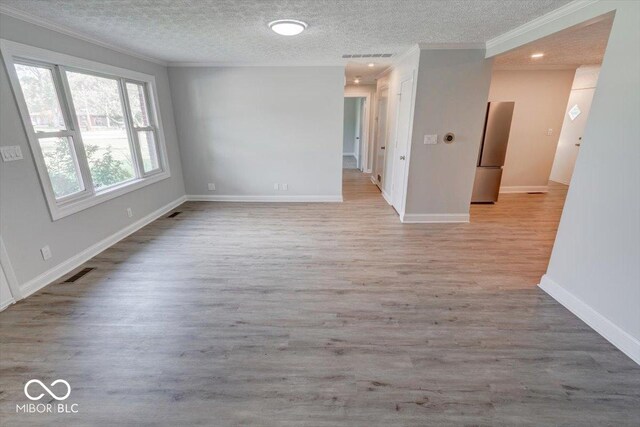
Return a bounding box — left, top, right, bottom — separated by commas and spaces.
343, 98, 357, 154
404, 49, 493, 217
168, 66, 344, 198
543, 2, 640, 355
0, 14, 185, 287
489, 69, 574, 189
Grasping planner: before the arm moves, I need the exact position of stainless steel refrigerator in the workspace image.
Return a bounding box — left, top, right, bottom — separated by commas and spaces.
471, 101, 515, 203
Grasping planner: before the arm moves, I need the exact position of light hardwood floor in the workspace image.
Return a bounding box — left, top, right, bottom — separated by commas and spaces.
1, 171, 639, 426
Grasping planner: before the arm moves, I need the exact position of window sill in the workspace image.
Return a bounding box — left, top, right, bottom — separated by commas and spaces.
50, 170, 171, 221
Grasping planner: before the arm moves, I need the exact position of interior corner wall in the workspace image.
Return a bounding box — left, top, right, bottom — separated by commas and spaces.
489, 69, 575, 190
168, 66, 344, 198
0, 13, 186, 293
541, 1, 640, 363
403, 49, 493, 219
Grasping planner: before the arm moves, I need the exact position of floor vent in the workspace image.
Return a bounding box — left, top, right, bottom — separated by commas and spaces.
64, 268, 94, 283
342, 53, 393, 58
167, 211, 182, 218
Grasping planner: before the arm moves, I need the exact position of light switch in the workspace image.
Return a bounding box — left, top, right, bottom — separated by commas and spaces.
1, 146, 23, 162
424, 134, 438, 145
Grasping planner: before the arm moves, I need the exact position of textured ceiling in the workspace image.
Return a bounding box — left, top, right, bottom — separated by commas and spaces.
494, 15, 613, 68
0, 0, 572, 64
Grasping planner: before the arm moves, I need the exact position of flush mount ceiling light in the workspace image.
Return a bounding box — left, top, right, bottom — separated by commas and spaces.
531, 52, 545, 58
354, 76, 361, 84
368, 63, 375, 67
268, 19, 308, 36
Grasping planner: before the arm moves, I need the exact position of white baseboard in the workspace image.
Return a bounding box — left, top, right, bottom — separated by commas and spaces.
0, 297, 15, 312
381, 189, 392, 205
186, 195, 343, 202
499, 185, 549, 194
401, 213, 470, 223
370, 176, 378, 186
539, 274, 640, 365
19, 195, 187, 299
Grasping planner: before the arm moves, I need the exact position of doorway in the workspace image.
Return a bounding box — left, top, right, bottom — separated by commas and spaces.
372, 85, 389, 188
342, 97, 365, 170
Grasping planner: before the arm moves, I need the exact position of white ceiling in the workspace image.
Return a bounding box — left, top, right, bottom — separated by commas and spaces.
0, 0, 572, 65
345, 60, 392, 85
494, 14, 613, 68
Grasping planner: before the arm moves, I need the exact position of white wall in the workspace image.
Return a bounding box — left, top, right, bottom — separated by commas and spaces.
529, 1, 640, 364
168, 66, 344, 199
489, 69, 574, 191
0, 13, 186, 295
343, 98, 357, 155
403, 48, 493, 221
550, 65, 601, 185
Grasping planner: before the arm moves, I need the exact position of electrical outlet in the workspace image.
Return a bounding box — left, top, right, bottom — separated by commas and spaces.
127, 208, 133, 218
0, 145, 23, 162
274, 183, 279, 190
41, 245, 52, 261
547, 128, 553, 136
208, 183, 216, 191
282, 183, 288, 191
424, 134, 438, 145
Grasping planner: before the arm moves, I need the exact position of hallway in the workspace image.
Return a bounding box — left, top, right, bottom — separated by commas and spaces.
1, 170, 638, 426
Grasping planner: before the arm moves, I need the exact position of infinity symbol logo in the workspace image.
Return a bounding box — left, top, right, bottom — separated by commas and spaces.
24, 379, 71, 401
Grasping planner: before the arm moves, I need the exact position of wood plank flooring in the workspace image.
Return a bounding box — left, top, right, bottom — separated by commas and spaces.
1, 171, 639, 426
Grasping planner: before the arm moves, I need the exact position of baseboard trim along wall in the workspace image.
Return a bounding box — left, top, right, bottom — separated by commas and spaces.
400, 213, 470, 223
499, 185, 549, 194
539, 274, 640, 365
381, 190, 393, 205
0, 297, 15, 312
19, 196, 187, 299
186, 195, 343, 202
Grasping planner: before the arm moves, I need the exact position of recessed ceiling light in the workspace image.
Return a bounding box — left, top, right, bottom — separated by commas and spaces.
354, 78, 360, 84
531, 53, 544, 58
268, 19, 308, 36
368, 63, 375, 67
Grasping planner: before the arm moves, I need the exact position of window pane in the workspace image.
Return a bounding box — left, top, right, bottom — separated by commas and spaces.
126, 82, 150, 127
14, 64, 66, 132
66, 71, 135, 190
39, 137, 84, 198
137, 130, 160, 172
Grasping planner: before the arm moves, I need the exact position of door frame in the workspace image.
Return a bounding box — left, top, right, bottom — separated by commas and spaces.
344, 91, 373, 173
390, 70, 417, 217
0, 236, 21, 309
373, 83, 389, 189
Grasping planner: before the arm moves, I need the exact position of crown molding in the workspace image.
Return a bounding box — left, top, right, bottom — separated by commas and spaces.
167, 61, 345, 68
0, 4, 168, 66
417, 42, 485, 50
485, 0, 600, 56
493, 64, 582, 71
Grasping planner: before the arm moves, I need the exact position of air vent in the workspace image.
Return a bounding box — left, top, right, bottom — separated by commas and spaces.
167, 211, 182, 218
342, 53, 393, 58
65, 267, 94, 283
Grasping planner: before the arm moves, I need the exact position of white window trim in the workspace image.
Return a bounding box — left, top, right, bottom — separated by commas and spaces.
0, 39, 171, 221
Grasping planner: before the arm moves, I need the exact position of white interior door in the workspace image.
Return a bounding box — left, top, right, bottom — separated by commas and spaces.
391, 77, 414, 213
374, 89, 388, 186
550, 87, 596, 185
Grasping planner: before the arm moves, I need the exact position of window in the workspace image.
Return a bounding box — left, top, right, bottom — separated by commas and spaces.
1, 40, 170, 220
